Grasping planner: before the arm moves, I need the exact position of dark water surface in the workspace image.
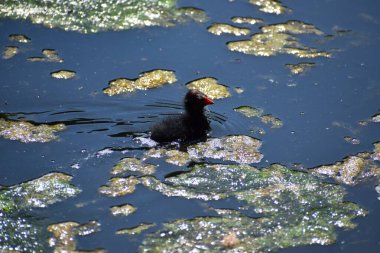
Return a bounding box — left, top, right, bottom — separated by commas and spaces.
1, 0, 380, 252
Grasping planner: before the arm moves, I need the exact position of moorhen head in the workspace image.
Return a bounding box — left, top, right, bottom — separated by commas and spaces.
150, 89, 214, 143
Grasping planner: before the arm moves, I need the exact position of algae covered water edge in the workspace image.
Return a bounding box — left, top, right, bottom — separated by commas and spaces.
1, 0, 380, 252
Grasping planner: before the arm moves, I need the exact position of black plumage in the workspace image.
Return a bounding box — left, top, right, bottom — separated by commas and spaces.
150, 89, 214, 143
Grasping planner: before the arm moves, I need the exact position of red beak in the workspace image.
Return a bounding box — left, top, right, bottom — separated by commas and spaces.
203, 96, 214, 105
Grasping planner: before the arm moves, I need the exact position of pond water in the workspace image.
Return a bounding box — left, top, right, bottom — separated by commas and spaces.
1, 0, 380, 252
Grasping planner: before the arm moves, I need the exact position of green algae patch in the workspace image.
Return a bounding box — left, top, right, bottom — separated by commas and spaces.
144, 148, 191, 166
286, 62, 315, 75
231, 17, 263, 25
0, 0, 207, 33
104, 69, 177, 95
249, 0, 290, 15
116, 223, 156, 235
372, 142, 380, 161
0, 214, 46, 253
28, 49, 64, 63
207, 23, 251, 36
227, 20, 331, 58
262, 20, 323, 35
228, 32, 331, 58
261, 114, 283, 128
48, 220, 104, 253
111, 157, 157, 176
98, 176, 139, 197
144, 135, 263, 165
8, 34, 31, 43
186, 77, 231, 99
110, 203, 137, 217
140, 164, 366, 252
234, 106, 263, 118
0, 172, 81, 252
2, 46, 19, 59
311, 153, 380, 186
372, 113, 380, 122
0, 118, 66, 143
188, 135, 263, 164
50, 69, 76, 79
1, 172, 81, 209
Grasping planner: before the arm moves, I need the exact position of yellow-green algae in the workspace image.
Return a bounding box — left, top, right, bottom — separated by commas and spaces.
311, 153, 380, 186
8, 34, 31, 43
104, 69, 177, 95
110, 203, 137, 217
372, 142, 380, 161
234, 106, 264, 118
144, 148, 191, 166
262, 20, 323, 35
186, 77, 231, 99
140, 164, 366, 252
111, 157, 157, 176
228, 20, 331, 58
0, 0, 207, 33
144, 135, 263, 166
98, 176, 139, 197
207, 23, 251, 36
2, 46, 19, 59
50, 69, 76, 79
372, 113, 380, 122
285, 62, 315, 75
231, 17, 263, 25
116, 223, 156, 235
234, 106, 283, 128
228, 32, 330, 58
0, 172, 81, 252
0, 118, 66, 143
28, 49, 63, 63
48, 220, 104, 253
261, 114, 284, 128
249, 0, 290, 15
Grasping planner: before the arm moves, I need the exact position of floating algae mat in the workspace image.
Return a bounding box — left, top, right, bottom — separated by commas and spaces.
28, 49, 64, 63
98, 176, 139, 197
0, 0, 207, 33
234, 106, 283, 128
0, 118, 66, 143
48, 220, 104, 253
186, 77, 231, 99
144, 135, 263, 166
104, 69, 177, 95
8, 34, 31, 43
140, 164, 366, 252
111, 157, 157, 176
311, 152, 380, 186
110, 203, 137, 217
116, 223, 156, 236
207, 23, 251, 36
50, 69, 76, 79
286, 62, 316, 75
228, 20, 331, 58
249, 0, 290, 15
2, 46, 19, 59
0, 172, 81, 252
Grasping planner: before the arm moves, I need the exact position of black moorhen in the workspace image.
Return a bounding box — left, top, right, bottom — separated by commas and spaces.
150, 89, 214, 143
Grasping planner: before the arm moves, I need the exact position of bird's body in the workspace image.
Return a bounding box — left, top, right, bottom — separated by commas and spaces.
150, 89, 214, 143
